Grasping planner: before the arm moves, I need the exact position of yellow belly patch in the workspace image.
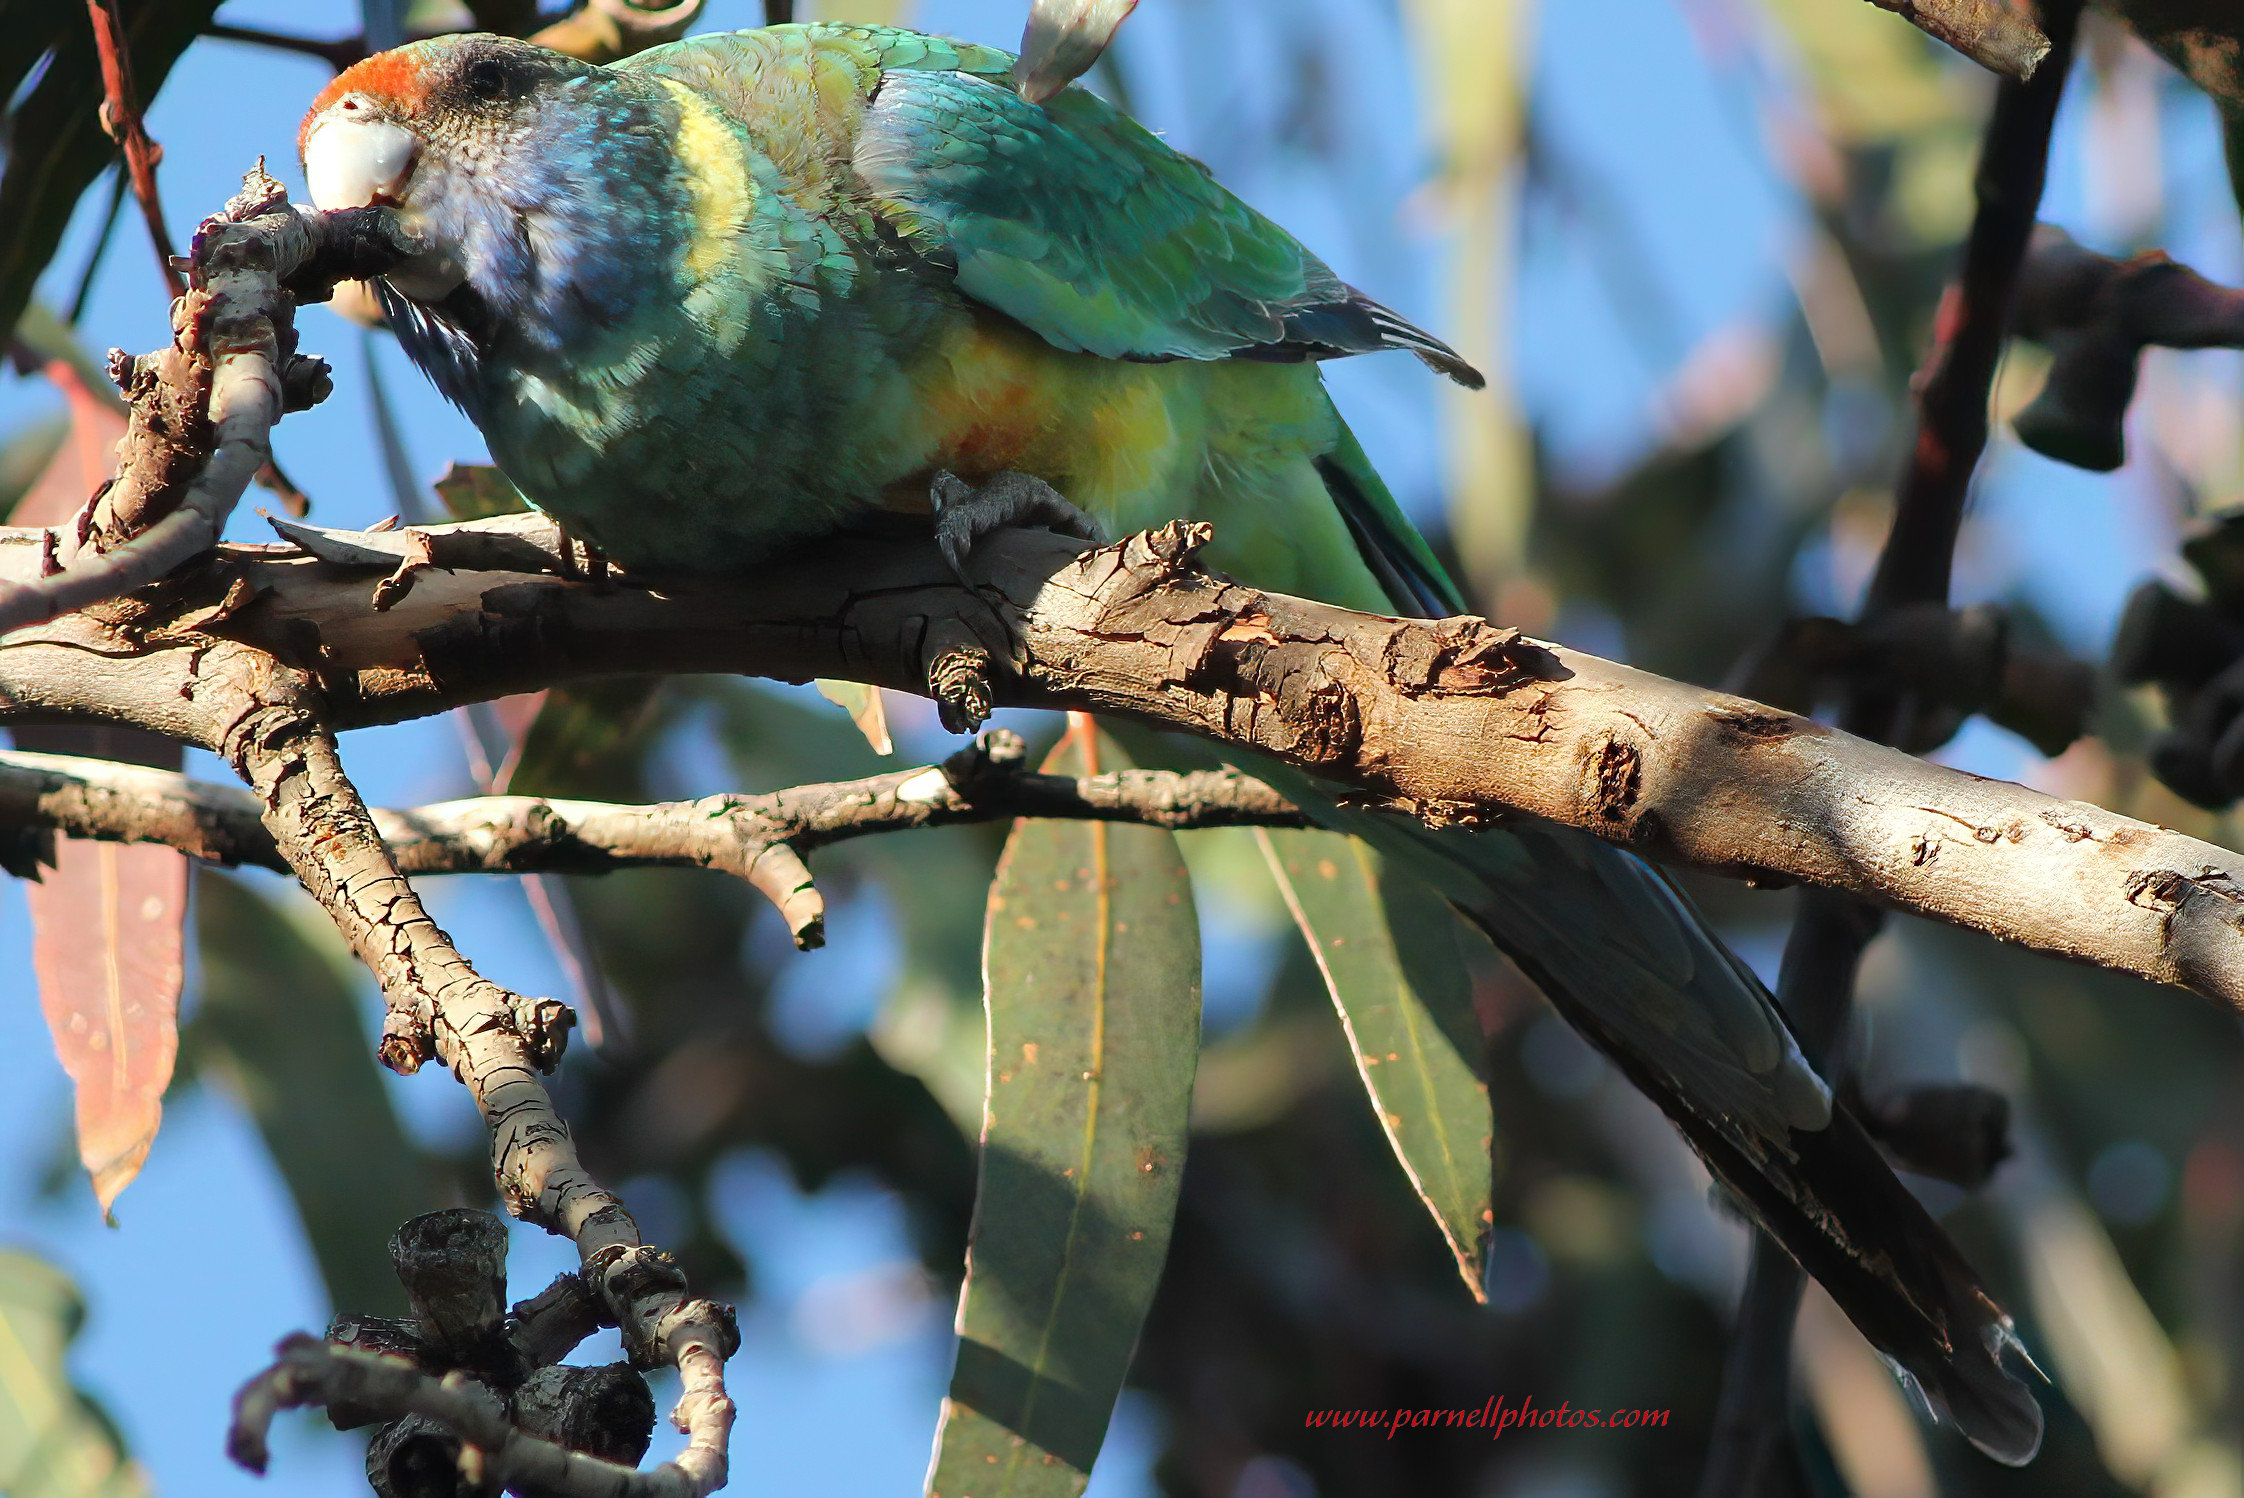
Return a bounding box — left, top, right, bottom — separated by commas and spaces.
912, 316, 1179, 505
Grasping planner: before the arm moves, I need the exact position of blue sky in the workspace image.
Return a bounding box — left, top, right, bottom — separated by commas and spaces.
0, 1, 2235, 1494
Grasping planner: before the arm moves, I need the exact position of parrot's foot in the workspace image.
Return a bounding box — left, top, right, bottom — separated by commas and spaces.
930, 470, 1102, 587
555, 526, 612, 589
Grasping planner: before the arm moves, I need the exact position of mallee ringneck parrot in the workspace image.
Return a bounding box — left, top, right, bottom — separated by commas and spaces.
299, 23, 2039, 1461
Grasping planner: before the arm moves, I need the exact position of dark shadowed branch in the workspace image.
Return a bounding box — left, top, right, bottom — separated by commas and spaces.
1705, 4, 2082, 1490
2011, 223, 2244, 472
205, 0, 709, 72
235, 1208, 694, 1498
85, 0, 184, 298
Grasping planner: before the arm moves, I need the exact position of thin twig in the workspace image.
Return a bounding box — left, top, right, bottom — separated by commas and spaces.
200, 21, 367, 70
199, 647, 735, 1492
1702, 6, 2082, 1490
85, 0, 183, 299
0, 178, 416, 636
233, 1336, 698, 1498
0, 736, 1304, 946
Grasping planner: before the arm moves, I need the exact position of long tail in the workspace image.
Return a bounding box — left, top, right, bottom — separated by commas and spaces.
1304, 429, 2044, 1465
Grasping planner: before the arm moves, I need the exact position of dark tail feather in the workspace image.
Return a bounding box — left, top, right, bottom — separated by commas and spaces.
1289, 362, 2040, 1465
1317, 455, 1460, 620
1276, 771, 2046, 1465
1355, 294, 1487, 389
1547, 967, 2044, 1464
1269, 287, 1487, 389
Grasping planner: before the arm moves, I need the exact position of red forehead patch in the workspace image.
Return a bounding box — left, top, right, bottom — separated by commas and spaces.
299, 47, 433, 157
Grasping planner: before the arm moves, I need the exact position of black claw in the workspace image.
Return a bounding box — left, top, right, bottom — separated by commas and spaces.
930, 470, 1102, 586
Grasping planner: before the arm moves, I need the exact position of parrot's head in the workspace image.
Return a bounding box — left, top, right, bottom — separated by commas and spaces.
299, 35, 684, 399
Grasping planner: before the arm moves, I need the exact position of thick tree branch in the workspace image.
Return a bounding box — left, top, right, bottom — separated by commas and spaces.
0, 511, 2237, 1010
1726, 600, 2093, 757
0, 733, 1303, 946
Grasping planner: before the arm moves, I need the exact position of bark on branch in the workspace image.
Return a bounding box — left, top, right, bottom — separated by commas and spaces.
0, 172, 416, 636
2, 510, 2241, 1011
0, 733, 1303, 946
234, 1335, 681, 1498
1865, 0, 2051, 80
196, 650, 734, 1493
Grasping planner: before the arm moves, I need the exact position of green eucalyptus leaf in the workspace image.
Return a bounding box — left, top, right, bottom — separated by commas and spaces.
0, 1250, 150, 1498
189, 872, 438, 1316
928, 720, 1199, 1497
1258, 827, 1493, 1298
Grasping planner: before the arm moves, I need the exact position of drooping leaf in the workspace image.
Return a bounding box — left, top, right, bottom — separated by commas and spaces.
7, 358, 189, 1218
0, 1251, 151, 1498
815, 678, 896, 757
0, 413, 66, 520
10, 303, 126, 412
928, 717, 1200, 1497
9, 356, 124, 526
1013, 0, 1138, 104
189, 872, 438, 1315
0, 0, 223, 345
28, 836, 188, 1221
1258, 828, 1493, 1297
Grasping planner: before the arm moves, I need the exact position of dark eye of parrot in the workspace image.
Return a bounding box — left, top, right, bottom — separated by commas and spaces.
465, 59, 509, 101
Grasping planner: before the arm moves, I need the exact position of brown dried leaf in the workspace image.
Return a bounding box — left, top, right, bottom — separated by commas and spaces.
11, 358, 123, 530
10, 359, 189, 1217
30, 843, 188, 1218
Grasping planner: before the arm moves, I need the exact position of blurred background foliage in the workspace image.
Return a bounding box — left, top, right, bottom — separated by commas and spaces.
7, 1, 2244, 1496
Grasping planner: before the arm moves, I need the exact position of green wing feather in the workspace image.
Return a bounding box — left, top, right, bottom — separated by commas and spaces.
848, 59, 1482, 382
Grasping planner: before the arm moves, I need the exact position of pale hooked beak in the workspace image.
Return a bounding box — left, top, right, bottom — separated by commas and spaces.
303, 110, 466, 304
303, 112, 418, 211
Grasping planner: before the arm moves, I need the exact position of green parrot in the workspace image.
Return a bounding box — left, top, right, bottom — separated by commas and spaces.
299, 23, 2039, 1461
